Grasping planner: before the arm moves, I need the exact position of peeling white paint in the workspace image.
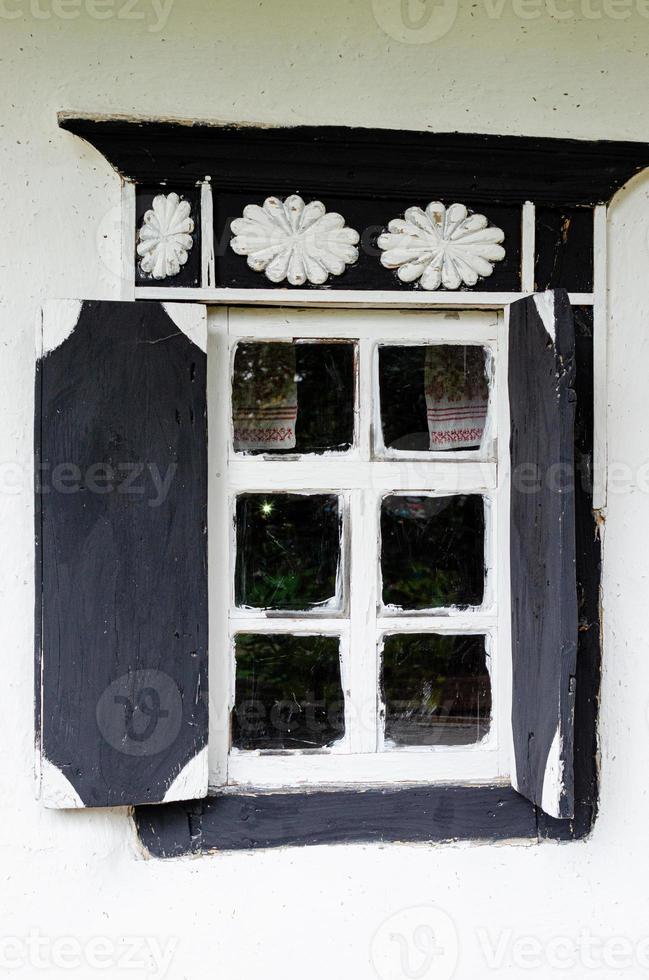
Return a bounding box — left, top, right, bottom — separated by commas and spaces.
533, 290, 556, 342
162, 302, 207, 352
163, 747, 209, 803
41, 299, 82, 357
40, 758, 85, 809
540, 726, 565, 820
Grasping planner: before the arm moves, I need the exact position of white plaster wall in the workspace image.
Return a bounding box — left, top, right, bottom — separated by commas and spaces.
1, 2, 649, 977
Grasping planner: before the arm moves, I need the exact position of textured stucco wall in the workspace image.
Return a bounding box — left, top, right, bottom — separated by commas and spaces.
1, 2, 649, 977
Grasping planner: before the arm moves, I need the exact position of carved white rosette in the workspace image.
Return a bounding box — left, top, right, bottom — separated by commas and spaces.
230, 195, 360, 286
137, 192, 194, 280
378, 202, 506, 290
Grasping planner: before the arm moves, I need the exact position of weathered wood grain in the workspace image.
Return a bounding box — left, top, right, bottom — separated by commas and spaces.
136, 785, 537, 856
59, 117, 649, 206
509, 290, 578, 820
36, 300, 208, 807
538, 307, 601, 840
535, 207, 594, 293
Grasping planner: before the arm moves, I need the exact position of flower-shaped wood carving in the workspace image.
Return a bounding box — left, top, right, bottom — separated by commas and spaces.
378, 202, 506, 290
230, 195, 360, 286
137, 193, 194, 279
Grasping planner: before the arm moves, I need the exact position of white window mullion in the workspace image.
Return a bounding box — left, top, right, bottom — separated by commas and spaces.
208, 307, 232, 789
348, 488, 379, 754
200, 179, 216, 289
495, 308, 513, 778
227, 459, 496, 493
348, 337, 379, 754
226, 306, 501, 343
592, 203, 608, 512
228, 616, 346, 632
378, 614, 498, 632
120, 180, 136, 301
521, 201, 536, 293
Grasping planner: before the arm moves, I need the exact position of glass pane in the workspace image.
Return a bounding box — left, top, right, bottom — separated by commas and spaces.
381, 494, 484, 609
378, 345, 489, 452
233, 633, 344, 750
381, 633, 491, 747
235, 493, 341, 610
232, 341, 354, 454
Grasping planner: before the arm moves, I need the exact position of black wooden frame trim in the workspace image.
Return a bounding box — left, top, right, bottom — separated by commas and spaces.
136, 785, 538, 856
59, 114, 649, 206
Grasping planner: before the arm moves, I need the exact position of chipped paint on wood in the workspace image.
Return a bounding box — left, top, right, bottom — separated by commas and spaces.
41, 300, 83, 357
162, 301, 207, 353
136, 784, 538, 856
532, 290, 556, 343
540, 727, 564, 818
509, 290, 578, 820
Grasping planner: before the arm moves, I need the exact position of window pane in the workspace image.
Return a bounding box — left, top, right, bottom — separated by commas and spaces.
378, 345, 489, 452
233, 633, 344, 750
381, 494, 484, 609
381, 633, 491, 747
235, 493, 341, 610
232, 341, 355, 454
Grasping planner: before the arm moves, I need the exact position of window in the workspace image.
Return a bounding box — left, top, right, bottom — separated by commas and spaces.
39, 118, 614, 847
208, 307, 512, 789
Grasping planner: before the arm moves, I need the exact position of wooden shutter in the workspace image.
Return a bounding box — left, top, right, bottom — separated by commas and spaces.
509, 290, 578, 820
36, 300, 208, 808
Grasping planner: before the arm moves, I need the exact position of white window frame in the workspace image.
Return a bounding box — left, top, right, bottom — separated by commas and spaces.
207, 305, 513, 790
127, 194, 605, 794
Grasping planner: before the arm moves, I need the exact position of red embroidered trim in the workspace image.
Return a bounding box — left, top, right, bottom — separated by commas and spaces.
429, 428, 483, 445
234, 426, 295, 443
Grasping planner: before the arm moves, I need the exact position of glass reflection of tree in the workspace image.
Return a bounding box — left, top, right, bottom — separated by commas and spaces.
382, 633, 491, 746
233, 633, 344, 750
381, 495, 484, 609
236, 494, 340, 610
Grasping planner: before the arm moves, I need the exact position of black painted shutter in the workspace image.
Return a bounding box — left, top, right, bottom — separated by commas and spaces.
36, 300, 208, 808
509, 290, 578, 819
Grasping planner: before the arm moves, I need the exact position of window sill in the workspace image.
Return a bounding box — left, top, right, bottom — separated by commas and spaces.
134, 783, 583, 857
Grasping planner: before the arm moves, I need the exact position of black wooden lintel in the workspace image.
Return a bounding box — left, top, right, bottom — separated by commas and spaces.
58, 114, 649, 207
